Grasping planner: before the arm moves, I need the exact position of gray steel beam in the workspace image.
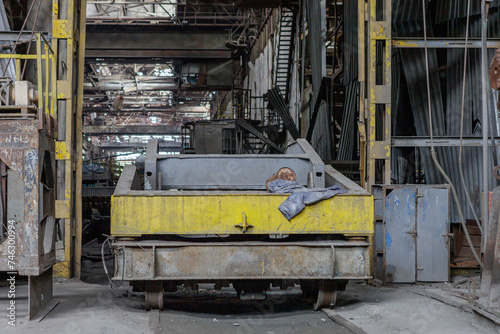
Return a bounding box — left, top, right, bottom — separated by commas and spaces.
392, 38, 500, 49
392, 136, 500, 147
0, 31, 49, 42
86, 31, 232, 59
85, 49, 232, 59
83, 108, 204, 113
83, 125, 180, 135
99, 142, 181, 150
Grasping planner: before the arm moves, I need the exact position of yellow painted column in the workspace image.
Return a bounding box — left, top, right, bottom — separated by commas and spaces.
366, 0, 392, 190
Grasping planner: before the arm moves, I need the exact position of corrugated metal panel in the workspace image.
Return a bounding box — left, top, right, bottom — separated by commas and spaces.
338, 0, 359, 161
392, 0, 498, 223
306, 0, 333, 161
82, 187, 115, 197
338, 82, 358, 160
435, 0, 500, 24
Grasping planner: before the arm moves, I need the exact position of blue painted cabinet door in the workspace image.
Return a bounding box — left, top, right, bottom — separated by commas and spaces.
384, 188, 417, 283
416, 188, 450, 282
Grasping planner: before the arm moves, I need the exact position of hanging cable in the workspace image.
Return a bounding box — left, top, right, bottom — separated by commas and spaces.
421, 0, 483, 267
458, 0, 483, 234
101, 237, 124, 288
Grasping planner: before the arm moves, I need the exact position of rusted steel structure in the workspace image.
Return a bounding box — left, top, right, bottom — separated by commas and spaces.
0, 0, 86, 319
0, 104, 56, 318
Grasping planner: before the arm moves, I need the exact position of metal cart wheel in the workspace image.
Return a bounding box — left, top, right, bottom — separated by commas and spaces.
313, 280, 337, 310
145, 281, 164, 310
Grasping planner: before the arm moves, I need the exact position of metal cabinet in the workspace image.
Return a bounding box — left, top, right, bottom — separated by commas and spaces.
373, 185, 450, 283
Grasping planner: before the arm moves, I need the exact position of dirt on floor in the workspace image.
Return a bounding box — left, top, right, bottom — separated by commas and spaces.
0, 270, 498, 334
335, 283, 499, 334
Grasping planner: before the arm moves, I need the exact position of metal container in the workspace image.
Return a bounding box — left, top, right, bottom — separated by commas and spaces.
111, 139, 374, 310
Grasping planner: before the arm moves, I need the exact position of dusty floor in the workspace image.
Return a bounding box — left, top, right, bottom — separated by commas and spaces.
0, 263, 498, 334
335, 283, 499, 334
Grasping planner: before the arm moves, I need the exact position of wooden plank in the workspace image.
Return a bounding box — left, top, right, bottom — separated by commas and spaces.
451, 259, 479, 268
459, 246, 482, 258
464, 224, 482, 235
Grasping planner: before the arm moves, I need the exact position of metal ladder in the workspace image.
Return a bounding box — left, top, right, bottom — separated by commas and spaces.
274, 7, 296, 105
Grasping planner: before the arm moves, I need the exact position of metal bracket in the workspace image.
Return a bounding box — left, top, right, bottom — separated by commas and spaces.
56, 80, 71, 99
405, 229, 417, 239
55, 200, 70, 219
369, 141, 390, 158
55, 141, 70, 160
53, 20, 72, 39
358, 121, 367, 142
234, 212, 253, 233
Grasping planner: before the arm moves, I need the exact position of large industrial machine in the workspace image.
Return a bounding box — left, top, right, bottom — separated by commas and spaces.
0, 0, 86, 320
110, 138, 373, 310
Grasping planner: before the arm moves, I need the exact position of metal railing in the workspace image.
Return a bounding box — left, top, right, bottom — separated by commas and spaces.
0, 33, 57, 119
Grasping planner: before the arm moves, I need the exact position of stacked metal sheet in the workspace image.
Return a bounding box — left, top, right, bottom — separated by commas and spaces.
435, 0, 500, 25
338, 0, 359, 161
392, 0, 499, 222
305, 0, 333, 161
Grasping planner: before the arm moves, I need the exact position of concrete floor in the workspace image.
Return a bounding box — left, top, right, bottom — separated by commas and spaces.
0, 264, 498, 334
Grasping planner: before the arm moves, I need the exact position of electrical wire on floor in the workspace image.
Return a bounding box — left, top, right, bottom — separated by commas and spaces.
421, 0, 483, 268
458, 0, 483, 235
101, 236, 125, 288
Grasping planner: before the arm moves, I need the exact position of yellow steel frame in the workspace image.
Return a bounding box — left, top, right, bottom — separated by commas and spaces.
111, 193, 374, 236
0, 34, 56, 117
358, 0, 366, 185
51, 0, 86, 279
364, 0, 392, 189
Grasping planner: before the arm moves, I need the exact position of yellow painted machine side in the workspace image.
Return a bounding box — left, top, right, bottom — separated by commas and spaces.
111, 193, 374, 236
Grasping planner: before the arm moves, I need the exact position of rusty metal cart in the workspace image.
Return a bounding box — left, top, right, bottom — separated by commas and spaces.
110, 139, 373, 310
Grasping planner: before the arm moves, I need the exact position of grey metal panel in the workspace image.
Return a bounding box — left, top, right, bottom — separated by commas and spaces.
416, 188, 450, 282
193, 120, 235, 154
374, 221, 384, 254
144, 140, 159, 190
114, 241, 371, 280
86, 31, 229, 51
156, 155, 319, 189
7, 170, 25, 223
141, 139, 327, 190
28, 267, 53, 320
121, 244, 335, 280
384, 188, 416, 283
